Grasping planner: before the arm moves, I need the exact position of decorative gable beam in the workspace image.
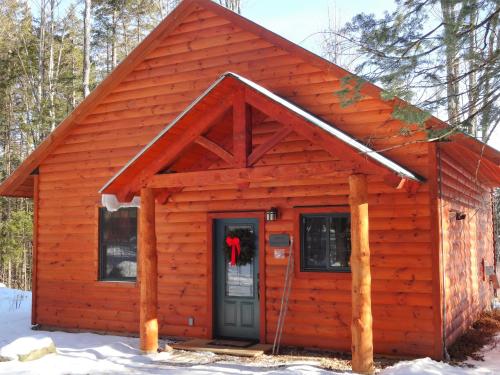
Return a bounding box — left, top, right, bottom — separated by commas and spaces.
195, 136, 235, 166
248, 126, 293, 166
245, 87, 373, 173
243, 86, 422, 191
115, 94, 234, 200
233, 88, 252, 167
384, 173, 421, 195
154, 188, 182, 205
146, 161, 356, 189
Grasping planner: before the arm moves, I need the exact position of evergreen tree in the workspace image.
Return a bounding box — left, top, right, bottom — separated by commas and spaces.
337, 0, 499, 142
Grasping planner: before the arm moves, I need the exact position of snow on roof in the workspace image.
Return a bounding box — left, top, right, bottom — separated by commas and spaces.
100, 72, 422, 195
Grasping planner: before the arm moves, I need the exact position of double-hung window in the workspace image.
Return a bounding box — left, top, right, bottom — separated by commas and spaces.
98, 207, 138, 281
300, 213, 351, 272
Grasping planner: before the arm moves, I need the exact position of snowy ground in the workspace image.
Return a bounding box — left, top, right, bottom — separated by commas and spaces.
1, 286, 500, 374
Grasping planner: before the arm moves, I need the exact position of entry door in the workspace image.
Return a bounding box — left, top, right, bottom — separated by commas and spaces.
214, 218, 259, 340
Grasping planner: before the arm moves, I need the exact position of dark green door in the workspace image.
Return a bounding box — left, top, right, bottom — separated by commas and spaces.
214, 218, 259, 340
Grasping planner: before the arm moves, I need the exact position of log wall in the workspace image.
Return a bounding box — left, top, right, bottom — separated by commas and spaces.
439, 147, 495, 346
36, 123, 434, 357
34, 7, 437, 357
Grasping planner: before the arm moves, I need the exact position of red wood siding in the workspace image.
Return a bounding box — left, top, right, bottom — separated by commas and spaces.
37, 124, 434, 358
439, 147, 495, 346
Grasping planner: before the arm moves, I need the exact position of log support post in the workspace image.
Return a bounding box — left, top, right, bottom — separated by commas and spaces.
349, 174, 374, 375
139, 188, 158, 353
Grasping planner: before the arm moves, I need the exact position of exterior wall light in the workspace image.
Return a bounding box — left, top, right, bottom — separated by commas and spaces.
449, 209, 466, 221
266, 207, 278, 221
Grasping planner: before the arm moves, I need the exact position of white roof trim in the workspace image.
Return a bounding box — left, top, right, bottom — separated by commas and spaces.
101, 72, 422, 194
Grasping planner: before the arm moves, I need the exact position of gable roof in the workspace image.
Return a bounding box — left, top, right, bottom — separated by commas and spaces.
100, 72, 423, 197
1, 0, 499, 197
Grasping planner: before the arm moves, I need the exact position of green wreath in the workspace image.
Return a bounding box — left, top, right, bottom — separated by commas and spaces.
224, 228, 256, 266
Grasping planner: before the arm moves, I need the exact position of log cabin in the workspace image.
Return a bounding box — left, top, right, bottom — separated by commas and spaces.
1, 0, 499, 371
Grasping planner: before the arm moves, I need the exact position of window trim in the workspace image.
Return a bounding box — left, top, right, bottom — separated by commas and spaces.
293, 206, 351, 279
98, 206, 138, 282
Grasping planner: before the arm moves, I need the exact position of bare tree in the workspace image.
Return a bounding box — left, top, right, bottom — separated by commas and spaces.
83, 0, 91, 97
218, 0, 241, 14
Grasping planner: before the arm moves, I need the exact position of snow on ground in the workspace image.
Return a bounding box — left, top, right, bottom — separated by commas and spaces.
1, 285, 500, 374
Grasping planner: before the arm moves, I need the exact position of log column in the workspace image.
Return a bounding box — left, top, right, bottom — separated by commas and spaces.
349, 174, 374, 375
139, 188, 158, 353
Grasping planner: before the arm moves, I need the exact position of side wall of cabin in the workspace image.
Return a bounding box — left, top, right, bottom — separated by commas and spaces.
437, 145, 495, 347
32, 6, 438, 358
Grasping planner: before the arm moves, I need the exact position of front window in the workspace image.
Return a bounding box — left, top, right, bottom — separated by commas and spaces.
300, 213, 351, 272
99, 207, 138, 281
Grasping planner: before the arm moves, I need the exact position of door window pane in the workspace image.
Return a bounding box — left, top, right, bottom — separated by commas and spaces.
99, 207, 138, 281
226, 263, 254, 297
225, 224, 254, 297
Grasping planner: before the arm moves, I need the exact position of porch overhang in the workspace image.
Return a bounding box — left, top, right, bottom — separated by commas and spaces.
99, 72, 423, 205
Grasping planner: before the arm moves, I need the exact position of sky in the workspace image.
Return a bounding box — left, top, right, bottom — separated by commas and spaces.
242, 0, 396, 55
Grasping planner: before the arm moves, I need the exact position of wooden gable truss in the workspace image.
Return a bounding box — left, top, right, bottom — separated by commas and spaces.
101, 72, 423, 202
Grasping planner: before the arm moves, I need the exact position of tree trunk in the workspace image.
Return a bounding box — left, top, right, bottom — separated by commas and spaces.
219, 0, 241, 13
47, 0, 56, 131
8, 260, 12, 288
123, 18, 129, 55
23, 247, 27, 290
111, 9, 118, 69
71, 41, 76, 109
478, 11, 498, 142
467, 3, 479, 137
37, 0, 47, 137
440, 0, 461, 128
83, 0, 91, 97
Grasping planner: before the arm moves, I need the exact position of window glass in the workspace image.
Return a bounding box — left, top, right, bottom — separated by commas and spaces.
99, 207, 138, 281
225, 224, 254, 297
303, 216, 328, 270
301, 213, 351, 272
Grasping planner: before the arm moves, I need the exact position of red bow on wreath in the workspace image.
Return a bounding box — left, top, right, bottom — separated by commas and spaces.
225, 236, 241, 266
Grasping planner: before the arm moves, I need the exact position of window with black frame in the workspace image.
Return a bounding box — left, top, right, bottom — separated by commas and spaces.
99, 207, 138, 281
300, 213, 351, 272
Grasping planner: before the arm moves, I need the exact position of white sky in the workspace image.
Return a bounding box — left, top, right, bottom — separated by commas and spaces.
242, 0, 395, 55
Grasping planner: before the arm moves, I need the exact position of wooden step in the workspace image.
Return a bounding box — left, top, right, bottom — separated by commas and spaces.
170, 339, 272, 357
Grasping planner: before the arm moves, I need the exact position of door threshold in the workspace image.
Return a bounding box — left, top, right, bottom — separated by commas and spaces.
208, 338, 258, 348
